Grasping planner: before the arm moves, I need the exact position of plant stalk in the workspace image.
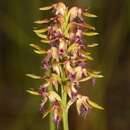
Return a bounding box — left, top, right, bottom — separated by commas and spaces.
50, 112, 55, 130
61, 12, 70, 130
62, 90, 69, 130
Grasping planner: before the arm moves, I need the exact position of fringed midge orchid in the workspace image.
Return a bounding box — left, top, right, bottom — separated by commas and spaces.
27, 2, 104, 130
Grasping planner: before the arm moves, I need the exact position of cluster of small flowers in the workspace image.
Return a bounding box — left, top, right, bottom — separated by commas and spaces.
27, 2, 104, 127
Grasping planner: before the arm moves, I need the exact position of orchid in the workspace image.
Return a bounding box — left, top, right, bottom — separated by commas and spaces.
27, 2, 104, 130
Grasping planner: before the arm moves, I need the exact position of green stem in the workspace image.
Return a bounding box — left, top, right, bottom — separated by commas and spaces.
50, 112, 55, 130
62, 91, 69, 130
61, 11, 70, 130
61, 80, 69, 130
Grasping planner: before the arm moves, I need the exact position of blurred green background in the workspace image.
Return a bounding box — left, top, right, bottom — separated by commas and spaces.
0, 0, 130, 130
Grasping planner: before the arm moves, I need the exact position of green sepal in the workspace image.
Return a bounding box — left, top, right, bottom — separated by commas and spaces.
83, 32, 99, 36
26, 90, 39, 96
83, 12, 97, 18
87, 43, 98, 48
33, 50, 46, 54
88, 71, 104, 78
87, 98, 104, 110
26, 74, 41, 79
39, 5, 53, 11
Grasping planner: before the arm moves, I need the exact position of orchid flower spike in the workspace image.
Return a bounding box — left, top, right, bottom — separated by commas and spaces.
27, 2, 104, 130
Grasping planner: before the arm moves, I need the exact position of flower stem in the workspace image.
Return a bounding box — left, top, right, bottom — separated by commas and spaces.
61, 12, 70, 130
61, 78, 69, 130
62, 91, 69, 130
50, 112, 55, 130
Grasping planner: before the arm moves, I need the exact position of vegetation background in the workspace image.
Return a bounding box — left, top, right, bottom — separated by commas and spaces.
0, 0, 130, 130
